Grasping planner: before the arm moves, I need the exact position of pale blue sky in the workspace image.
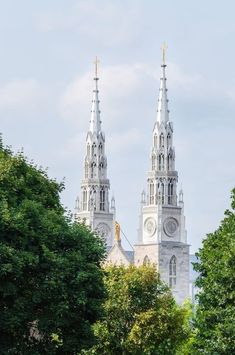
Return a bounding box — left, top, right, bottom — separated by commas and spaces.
1, 0, 235, 253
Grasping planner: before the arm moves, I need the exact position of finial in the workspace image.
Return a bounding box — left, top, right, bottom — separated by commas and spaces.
115, 221, 121, 242
161, 42, 168, 65
94, 56, 100, 78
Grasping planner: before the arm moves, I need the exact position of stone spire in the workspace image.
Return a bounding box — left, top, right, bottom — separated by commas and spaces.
75, 58, 115, 247
89, 57, 101, 133
136, 48, 189, 304
156, 44, 169, 124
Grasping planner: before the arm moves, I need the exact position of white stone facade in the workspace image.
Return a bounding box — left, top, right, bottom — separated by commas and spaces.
76, 57, 190, 304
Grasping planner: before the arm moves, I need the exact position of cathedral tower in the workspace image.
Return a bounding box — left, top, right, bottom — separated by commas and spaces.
135, 48, 189, 303
75, 59, 115, 247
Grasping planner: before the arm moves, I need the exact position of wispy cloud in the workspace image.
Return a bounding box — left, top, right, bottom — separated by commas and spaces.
38, 0, 141, 45
0, 79, 47, 112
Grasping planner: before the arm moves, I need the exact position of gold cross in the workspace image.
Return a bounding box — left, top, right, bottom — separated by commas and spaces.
94, 56, 100, 77
161, 42, 168, 65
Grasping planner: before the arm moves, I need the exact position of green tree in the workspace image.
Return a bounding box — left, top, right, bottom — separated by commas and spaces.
193, 188, 235, 354
84, 264, 191, 355
0, 140, 106, 354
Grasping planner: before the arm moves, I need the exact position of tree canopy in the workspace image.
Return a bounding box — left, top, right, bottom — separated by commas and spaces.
84, 264, 191, 355
0, 141, 106, 354
193, 188, 235, 354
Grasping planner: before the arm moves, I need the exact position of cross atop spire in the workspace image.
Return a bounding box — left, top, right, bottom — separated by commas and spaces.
94, 56, 100, 78
161, 42, 168, 66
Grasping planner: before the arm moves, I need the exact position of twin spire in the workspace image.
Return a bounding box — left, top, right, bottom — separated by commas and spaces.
89, 57, 102, 133
89, 45, 169, 131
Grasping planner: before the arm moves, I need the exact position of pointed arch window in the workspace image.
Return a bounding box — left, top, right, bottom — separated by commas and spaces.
169, 256, 177, 288
167, 153, 171, 170
167, 133, 171, 147
143, 255, 150, 265
160, 133, 164, 148
99, 143, 103, 154
168, 181, 174, 205
91, 162, 96, 178
100, 187, 105, 211
92, 143, 96, 156
161, 183, 165, 204
162, 155, 165, 170
87, 144, 90, 156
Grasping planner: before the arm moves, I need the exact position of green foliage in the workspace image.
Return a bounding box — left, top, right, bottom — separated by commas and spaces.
193, 188, 235, 354
84, 264, 191, 355
0, 144, 106, 354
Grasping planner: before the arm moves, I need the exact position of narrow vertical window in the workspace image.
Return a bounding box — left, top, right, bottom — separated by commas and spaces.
91, 162, 96, 178
143, 255, 150, 265
161, 183, 164, 204
161, 155, 165, 170
100, 187, 105, 211
92, 143, 96, 156
87, 144, 90, 156
167, 154, 170, 170
99, 143, 102, 154
167, 133, 171, 147
169, 256, 177, 287
160, 133, 164, 148
168, 182, 173, 204
168, 183, 171, 204
171, 183, 174, 202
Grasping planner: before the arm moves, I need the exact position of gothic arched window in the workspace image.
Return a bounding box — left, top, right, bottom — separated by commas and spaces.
92, 143, 96, 156
168, 183, 171, 204
161, 155, 165, 170
160, 133, 164, 148
169, 256, 177, 288
167, 133, 171, 147
99, 143, 103, 154
167, 153, 171, 171
143, 255, 150, 265
161, 183, 165, 204
100, 187, 105, 211
91, 162, 96, 178
87, 144, 90, 156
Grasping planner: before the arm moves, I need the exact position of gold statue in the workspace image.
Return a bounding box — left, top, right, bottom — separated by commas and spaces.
94, 56, 100, 77
161, 42, 168, 65
115, 221, 121, 242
